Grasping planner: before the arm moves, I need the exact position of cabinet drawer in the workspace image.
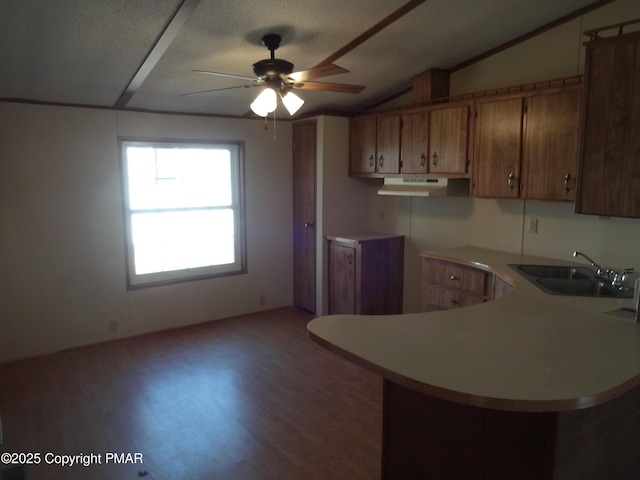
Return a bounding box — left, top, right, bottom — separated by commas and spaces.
426, 285, 486, 310
426, 259, 489, 295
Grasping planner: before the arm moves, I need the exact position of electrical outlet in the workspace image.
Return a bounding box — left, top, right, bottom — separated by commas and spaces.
527, 218, 538, 234
108, 321, 118, 333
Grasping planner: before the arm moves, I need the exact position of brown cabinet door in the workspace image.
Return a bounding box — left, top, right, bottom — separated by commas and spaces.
376, 115, 401, 174
401, 111, 429, 174
293, 121, 317, 313
577, 33, 640, 218
429, 105, 470, 174
349, 117, 376, 174
474, 98, 524, 198
328, 236, 404, 315
328, 243, 356, 314
521, 89, 581, 201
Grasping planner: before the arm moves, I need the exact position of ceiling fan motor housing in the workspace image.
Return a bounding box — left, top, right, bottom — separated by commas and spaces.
252, 34, 294, 80
252, 58, 294, 80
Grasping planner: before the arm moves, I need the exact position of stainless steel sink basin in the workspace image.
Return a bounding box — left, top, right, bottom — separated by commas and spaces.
511, 264, 595, 280
508, 264, 634, 298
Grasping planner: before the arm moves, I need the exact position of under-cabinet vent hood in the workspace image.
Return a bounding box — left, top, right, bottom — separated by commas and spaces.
377, 177, 470, 197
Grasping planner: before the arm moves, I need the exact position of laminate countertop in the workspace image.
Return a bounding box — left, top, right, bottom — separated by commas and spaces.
307, 246, 640, 412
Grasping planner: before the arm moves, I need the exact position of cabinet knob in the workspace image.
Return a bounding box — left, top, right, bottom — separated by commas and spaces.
420, 153, 426, 168
564, 173, 571, 192
507, 172, 515, 191
378, 155, 384, 167
450, 275, 459, 281
432, 152, 438, 167
369, 154, 374, 167
451, 299, 459, 307
347, 253, 353, 264
304, 222, 315, 228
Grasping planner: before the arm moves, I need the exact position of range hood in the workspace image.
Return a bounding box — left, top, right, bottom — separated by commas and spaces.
377, 177, 470, 197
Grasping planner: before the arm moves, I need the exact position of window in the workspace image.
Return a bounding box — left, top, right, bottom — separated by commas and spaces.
120, 139, 245, 288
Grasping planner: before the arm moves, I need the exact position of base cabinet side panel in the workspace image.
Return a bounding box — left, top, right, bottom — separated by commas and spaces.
553, 383, 640, 480
382, 380, 640, 480
360, 237, 404, 314
382, 380, 556, 480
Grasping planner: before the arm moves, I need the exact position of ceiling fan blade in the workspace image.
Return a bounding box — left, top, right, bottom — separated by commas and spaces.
192, 70, 258, 82
181, 84, 260, 97
292, 81, 365, 94
287, 64, 348, 82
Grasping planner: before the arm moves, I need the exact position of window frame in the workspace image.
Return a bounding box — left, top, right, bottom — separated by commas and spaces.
119, 137, 247, 290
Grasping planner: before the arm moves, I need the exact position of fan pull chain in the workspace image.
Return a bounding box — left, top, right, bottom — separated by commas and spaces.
273, 110, 277, 142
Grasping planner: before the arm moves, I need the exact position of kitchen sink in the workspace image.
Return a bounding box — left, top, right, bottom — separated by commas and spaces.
511, 264, 595, 280
508, 264, 634, 298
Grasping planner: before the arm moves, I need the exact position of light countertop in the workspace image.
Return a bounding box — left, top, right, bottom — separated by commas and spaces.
325, 232, 404, 245
308, 246, 640, 412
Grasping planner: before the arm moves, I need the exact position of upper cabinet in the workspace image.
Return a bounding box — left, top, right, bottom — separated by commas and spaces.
351, 101, 472, 178
348, 80, 581, 202
400, 110, 430, 174
401, 102, 471, 176
349, 115, 400, 176
349, 116, 376, 174
576, 27, 640, 218
376, 116, 401, 174
473, 87, 581, 201
428, 103, 471, 175
521, 88, 581, 201
473, 96, 524, 198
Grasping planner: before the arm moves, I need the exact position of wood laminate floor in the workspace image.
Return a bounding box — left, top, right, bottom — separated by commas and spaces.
0, 307, 382, 480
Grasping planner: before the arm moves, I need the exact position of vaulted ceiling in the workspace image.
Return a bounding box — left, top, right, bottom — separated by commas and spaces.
0, 0, 612, 118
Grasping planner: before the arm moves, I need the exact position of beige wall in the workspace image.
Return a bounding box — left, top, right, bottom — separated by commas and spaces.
0, 102, 293, 363
315, 115, 371, 315
371, 0, 640, 312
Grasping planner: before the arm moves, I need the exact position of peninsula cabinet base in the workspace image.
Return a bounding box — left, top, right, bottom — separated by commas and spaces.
381, 380, 640, 480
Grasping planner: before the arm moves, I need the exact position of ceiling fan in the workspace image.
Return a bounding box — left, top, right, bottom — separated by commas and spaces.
183, 34, 365, 117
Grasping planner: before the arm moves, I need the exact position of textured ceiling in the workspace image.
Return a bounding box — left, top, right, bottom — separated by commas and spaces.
0, 0, 611, 118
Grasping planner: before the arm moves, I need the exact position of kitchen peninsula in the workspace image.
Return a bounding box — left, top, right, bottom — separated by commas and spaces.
308, 246, 640, 480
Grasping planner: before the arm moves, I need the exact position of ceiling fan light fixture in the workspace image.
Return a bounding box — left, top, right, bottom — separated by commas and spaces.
250, 88, 277, 117
281, 91, 304, 115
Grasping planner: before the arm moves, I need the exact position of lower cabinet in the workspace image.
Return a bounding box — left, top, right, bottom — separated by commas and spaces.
327, 233, 404, 314
422, 258, 490, 311
421, 257, 514, 311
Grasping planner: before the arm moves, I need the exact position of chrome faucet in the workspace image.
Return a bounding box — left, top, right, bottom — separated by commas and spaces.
611, 269, 635, 288
572, 251, 608, 277
572, 251, 634, 289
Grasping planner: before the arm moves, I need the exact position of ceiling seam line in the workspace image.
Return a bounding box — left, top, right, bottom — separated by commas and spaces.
313, 0, 427, 67
114, 0, 203, 109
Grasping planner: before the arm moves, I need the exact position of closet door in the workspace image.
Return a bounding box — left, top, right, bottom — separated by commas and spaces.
293, 121, 317, 313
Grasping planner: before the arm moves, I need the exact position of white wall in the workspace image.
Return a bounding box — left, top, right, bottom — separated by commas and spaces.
0, 102, 293, 363
370, 0, 640, 313
315, 115, 371, 315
